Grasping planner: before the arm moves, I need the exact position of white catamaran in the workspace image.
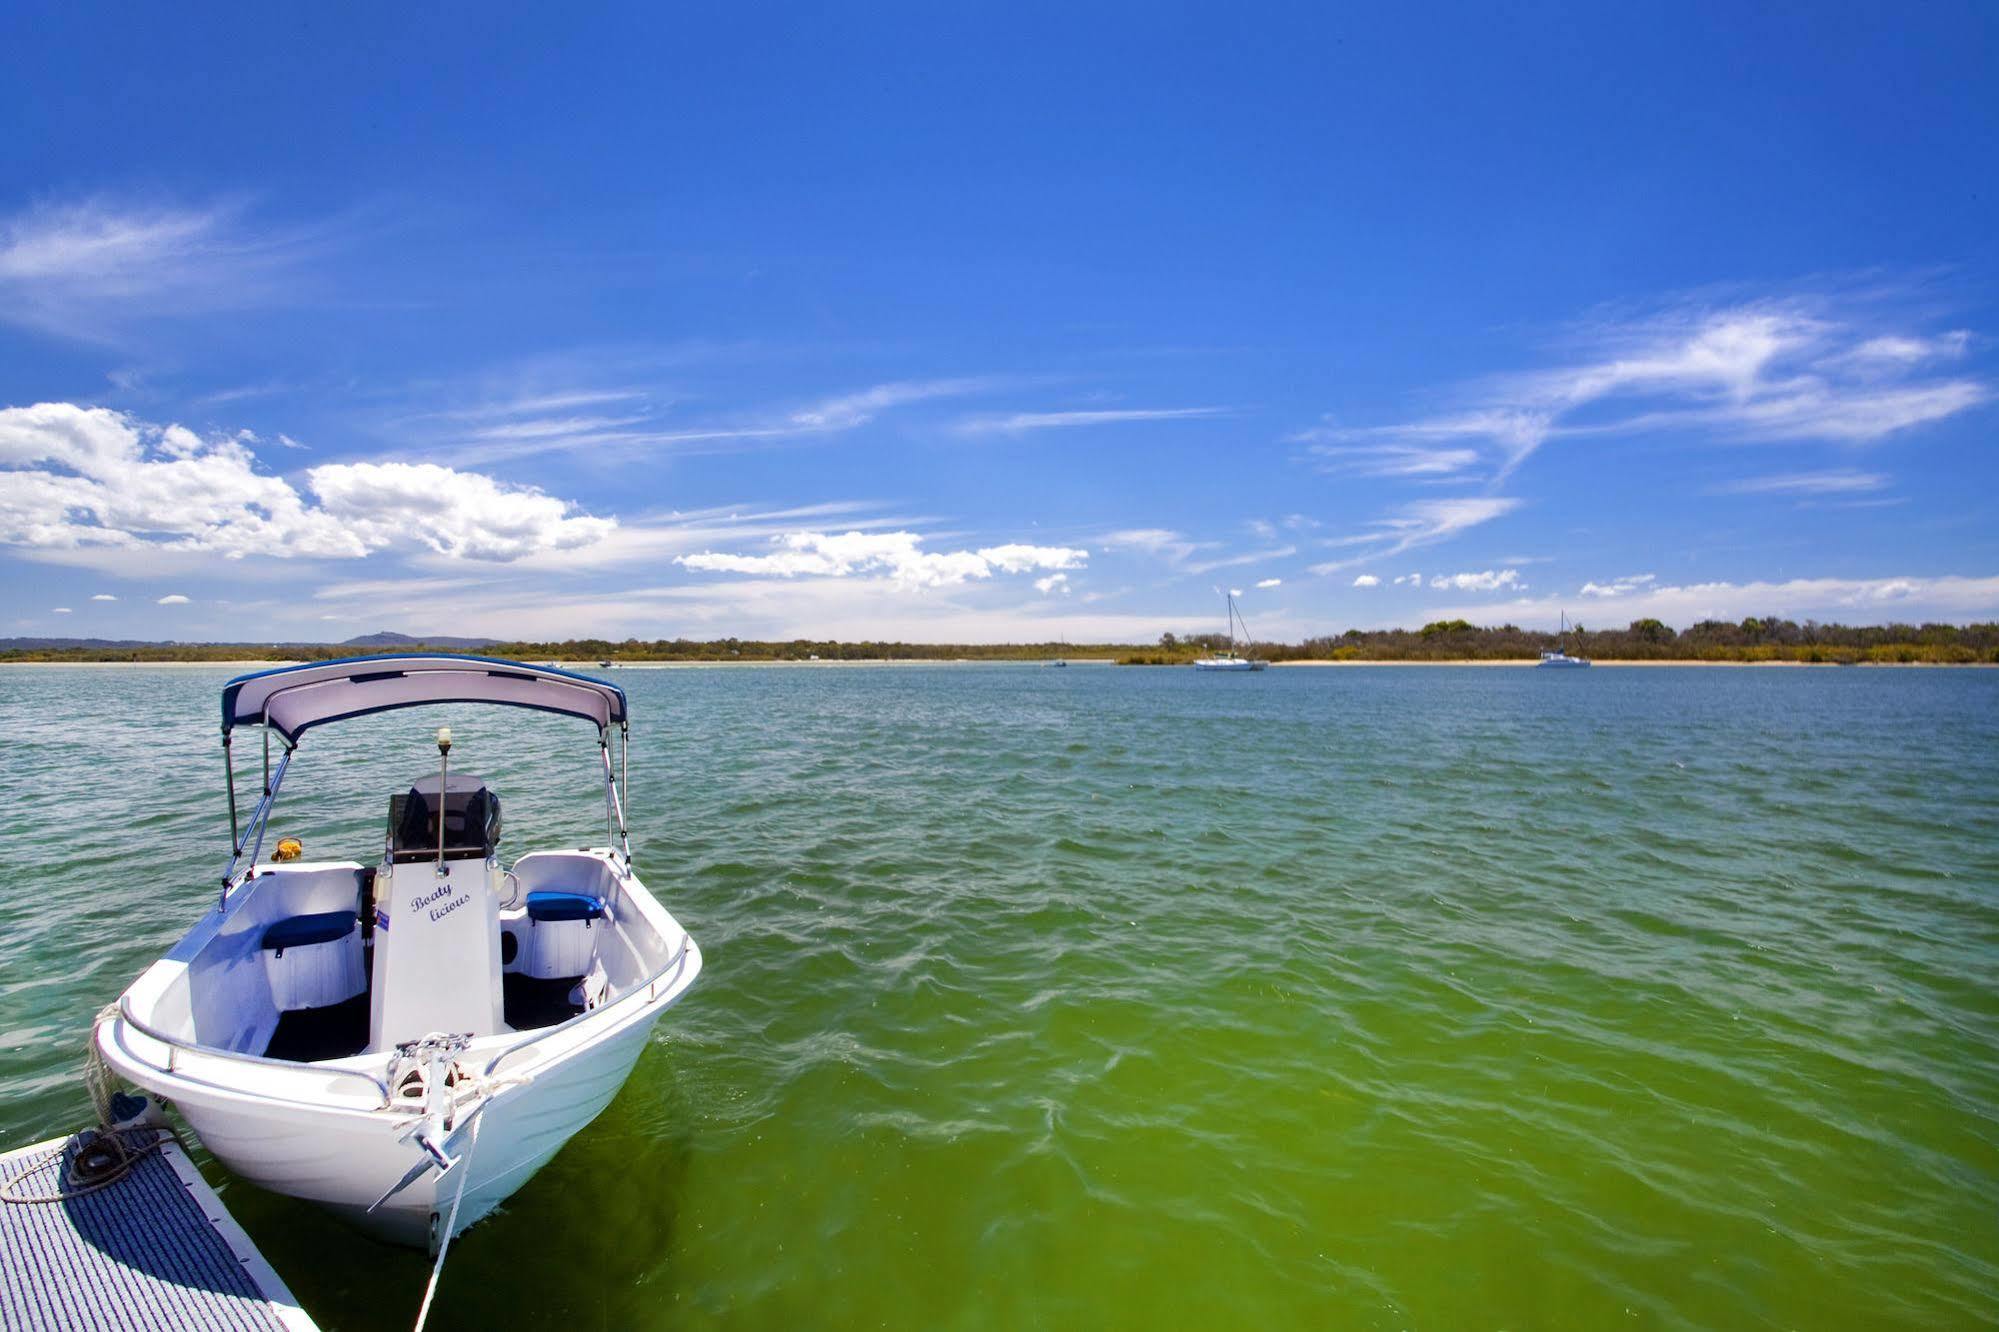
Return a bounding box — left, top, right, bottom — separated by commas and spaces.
1538, 612, 1592, 668
98, 655, 702, 1252
1193, 590, 1268, 672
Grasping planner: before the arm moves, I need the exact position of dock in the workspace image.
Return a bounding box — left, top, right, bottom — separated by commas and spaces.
0, 1130, 317, 1332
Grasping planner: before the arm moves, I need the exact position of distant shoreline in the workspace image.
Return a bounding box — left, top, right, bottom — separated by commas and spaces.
1, 657, 1992, 669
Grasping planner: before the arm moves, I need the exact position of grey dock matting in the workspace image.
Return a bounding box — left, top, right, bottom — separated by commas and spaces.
0, 1131, 316, 1331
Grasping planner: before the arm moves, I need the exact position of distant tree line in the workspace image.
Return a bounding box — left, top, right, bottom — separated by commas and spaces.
5, 619, 1997, 665
1234, 617, 1999, 664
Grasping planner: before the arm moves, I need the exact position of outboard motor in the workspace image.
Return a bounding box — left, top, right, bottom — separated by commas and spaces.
368, 728, 507, 1050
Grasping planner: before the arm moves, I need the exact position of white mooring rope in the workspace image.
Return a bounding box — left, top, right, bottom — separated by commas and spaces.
411, 1111, 482, 1332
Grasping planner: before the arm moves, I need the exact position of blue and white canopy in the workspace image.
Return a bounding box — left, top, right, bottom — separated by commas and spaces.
221, 654, 628, 743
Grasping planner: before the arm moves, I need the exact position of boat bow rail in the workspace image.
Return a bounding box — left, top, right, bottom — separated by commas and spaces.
112, 996, 397, 1111
110, 909, 698, 1111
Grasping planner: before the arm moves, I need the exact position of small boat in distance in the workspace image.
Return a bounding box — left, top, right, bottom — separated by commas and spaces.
1538, 612, 1592, 668
1194, 590, 1268, 672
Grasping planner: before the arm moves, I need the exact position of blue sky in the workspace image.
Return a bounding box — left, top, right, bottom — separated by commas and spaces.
2, 3, 1995, 643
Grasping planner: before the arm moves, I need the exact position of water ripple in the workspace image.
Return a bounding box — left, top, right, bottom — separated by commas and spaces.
0, 663, 1995, 1328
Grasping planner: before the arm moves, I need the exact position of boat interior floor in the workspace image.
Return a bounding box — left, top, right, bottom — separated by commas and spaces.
264, 994, 371, 1063
257, 974, 590, 1063
503, 973, 588, 1030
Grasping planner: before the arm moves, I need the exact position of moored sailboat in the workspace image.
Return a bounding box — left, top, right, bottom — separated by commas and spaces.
1193, 590, 1268, 671
1538, 612, 1592, 668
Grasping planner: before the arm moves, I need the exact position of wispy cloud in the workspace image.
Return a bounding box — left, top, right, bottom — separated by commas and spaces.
1300, 295, 1987, 481
428, 376, 1003, 466
1255, 577, 1282, 588
1579, 573, 1656, 598
1352, 574, 1380, 588
954, 406, 1229, 435
1096, 527, 1292, 575
1293, 438, 1483, 478
0, 196, 335, 341
1308, 496, 1521, 574
1711, 469, 1888, 496
791, 379, 995, 429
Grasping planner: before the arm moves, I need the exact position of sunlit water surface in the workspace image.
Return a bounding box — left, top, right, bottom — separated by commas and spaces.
1, 664, 1995, 1330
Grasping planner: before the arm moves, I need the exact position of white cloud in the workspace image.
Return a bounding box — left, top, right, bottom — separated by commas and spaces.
156, 594, 189, 605
1429, 569, 1523, 592
954, 407, 1229, 435
1256, 577, 1283, 588
677, 530, 1087, 590
89, 593, 117, 601
0, 403, 618, 568
51, 606, 71, 613
1308, 299, 1989, 480
1034, 573, 1071, 595
1352, 574, 1380, 588
1711, 470, 1887, 496
307, 461, 615, 561
1579, 573, 1656, 598
1392, 571, 1422, 587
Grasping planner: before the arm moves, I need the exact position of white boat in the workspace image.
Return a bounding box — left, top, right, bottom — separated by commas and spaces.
1538, 612, 1592, 668
1193, 590, 1268, 671
98, 655, 702, 1253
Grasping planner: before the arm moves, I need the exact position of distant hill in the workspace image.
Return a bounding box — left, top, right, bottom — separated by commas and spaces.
340, 631, 498, 649
0, 637, 168, 651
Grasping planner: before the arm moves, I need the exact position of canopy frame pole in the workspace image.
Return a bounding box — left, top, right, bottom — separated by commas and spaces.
601, 730, 631, 868
220, 741, 294, 909
223, 733, 240, 854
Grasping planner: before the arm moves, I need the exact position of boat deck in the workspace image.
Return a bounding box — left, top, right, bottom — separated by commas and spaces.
0, 1130, 317, 1331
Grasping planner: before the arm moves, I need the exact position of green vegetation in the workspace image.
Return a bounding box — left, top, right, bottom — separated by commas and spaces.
5, 619, 1999, 665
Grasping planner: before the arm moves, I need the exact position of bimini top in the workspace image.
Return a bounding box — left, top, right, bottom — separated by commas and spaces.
221, 654, 628, 743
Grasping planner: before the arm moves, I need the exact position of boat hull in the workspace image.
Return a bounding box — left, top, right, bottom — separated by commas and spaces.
115, 1013, 659, 1247
1193, 659, 1267, 671
100, 923, 701, 1251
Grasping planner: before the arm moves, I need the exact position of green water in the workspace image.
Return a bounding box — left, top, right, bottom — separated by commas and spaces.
2, 664, 1996, 1329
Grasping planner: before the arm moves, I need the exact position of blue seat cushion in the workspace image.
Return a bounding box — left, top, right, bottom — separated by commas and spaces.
525, 890, 606, 923
261, 910, 358, 953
